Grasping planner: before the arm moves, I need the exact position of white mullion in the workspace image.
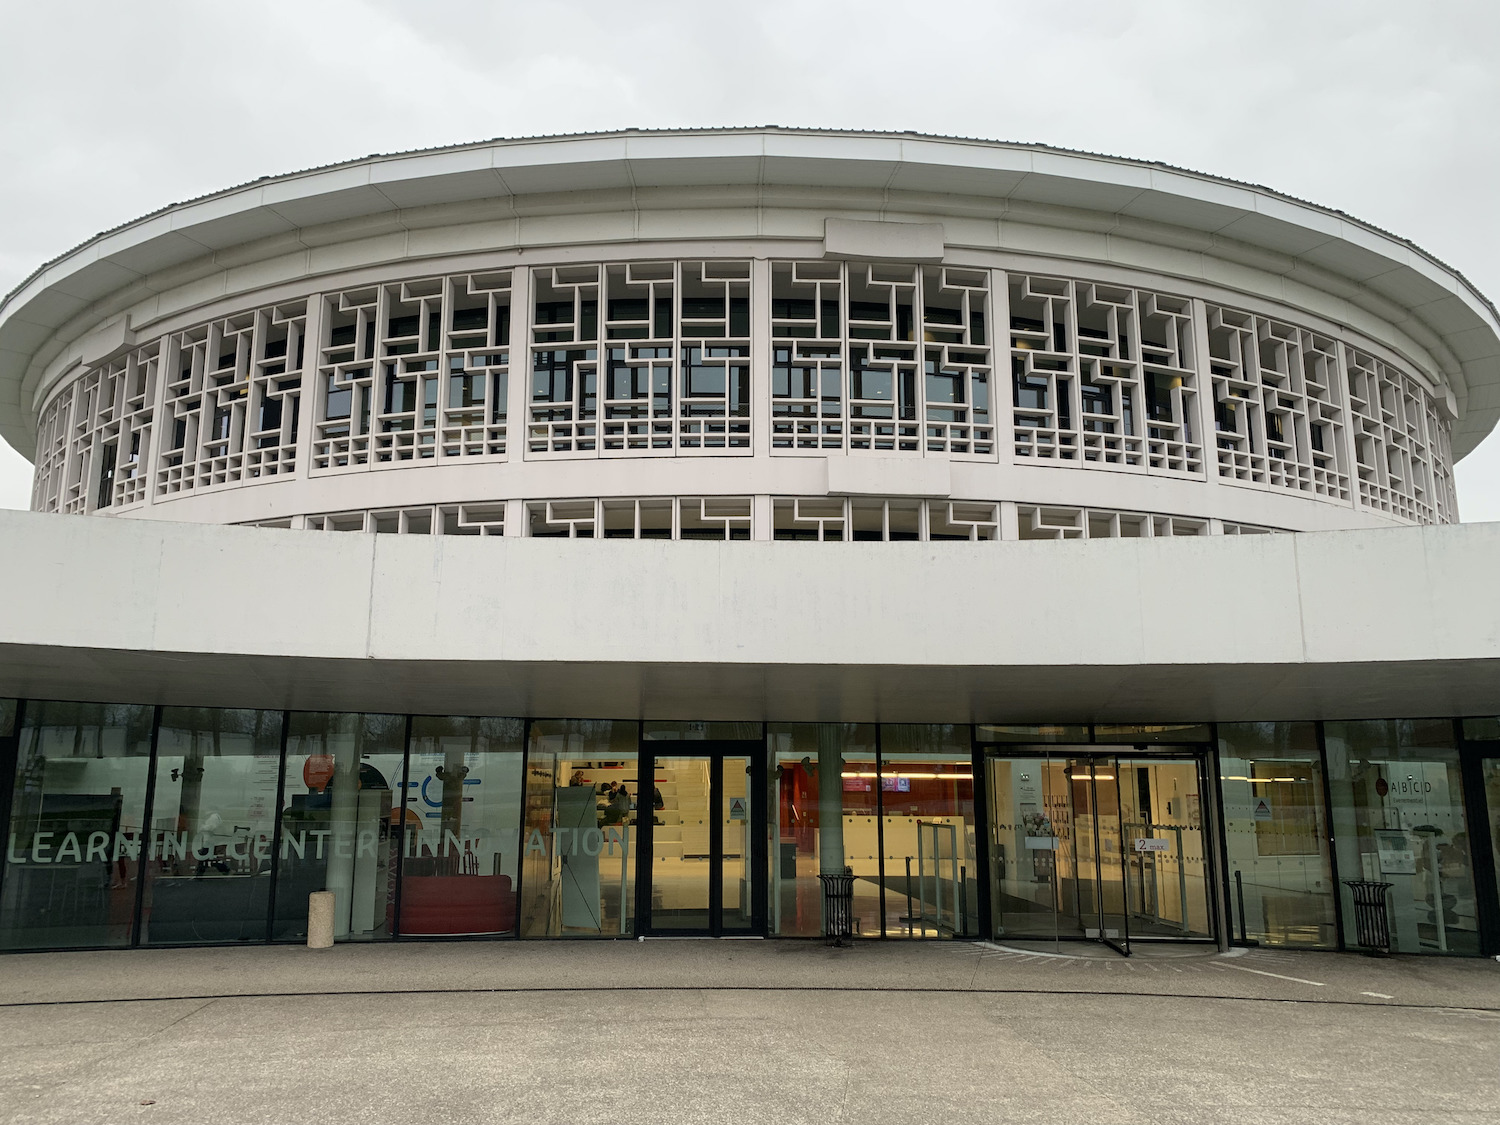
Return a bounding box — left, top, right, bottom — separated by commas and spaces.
752, 493, 771, 541
507, 266, 531, 464
749, 257, 772, 461
1188, 298, 1222, 497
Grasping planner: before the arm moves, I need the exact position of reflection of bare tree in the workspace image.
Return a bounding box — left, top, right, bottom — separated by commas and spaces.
433, 722, 474, 875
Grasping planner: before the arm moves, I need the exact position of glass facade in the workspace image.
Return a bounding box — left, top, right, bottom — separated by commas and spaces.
402, 717, 524, 938
1, 704, 1499, 955
1218, 723, 1336, 948
1326, 720, 1480, 955
768, 724, 878, 936
276, 712, 405, 942
520, 720, 639, 938
142, 708, 283, 945
1, 702, 154, 950
880, 725, 977, 938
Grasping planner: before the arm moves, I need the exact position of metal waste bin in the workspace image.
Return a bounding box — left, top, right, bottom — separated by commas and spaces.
1343, 880, 1393, 955
820, 869, 856, 946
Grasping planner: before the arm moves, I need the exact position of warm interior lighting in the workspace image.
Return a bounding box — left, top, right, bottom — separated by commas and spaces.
841, 771, 973, 781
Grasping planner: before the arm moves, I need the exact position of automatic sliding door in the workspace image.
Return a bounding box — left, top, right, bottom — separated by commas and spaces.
987, 749, 1129, 953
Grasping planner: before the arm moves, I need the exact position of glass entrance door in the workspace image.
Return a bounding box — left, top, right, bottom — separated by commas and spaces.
640, 747, 765, 935
985, 748, 1215, 953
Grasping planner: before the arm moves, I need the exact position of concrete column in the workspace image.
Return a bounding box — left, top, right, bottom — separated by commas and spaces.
817, 725, 845, 875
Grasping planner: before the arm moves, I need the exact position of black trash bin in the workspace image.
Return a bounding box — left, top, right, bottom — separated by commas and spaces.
1343, 880, 1393, 955
820, 869, 856, 946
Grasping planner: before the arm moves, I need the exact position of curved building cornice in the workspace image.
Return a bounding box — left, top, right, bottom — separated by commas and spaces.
3, 127, 1498, 460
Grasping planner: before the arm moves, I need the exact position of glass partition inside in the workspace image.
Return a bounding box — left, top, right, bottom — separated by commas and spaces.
0, 702, 154, 950
142, 708, 283, 945
0, 699, 15, 738
1326, 720, 1478, 954
880, 725, 976, 938
1218, 722, 1335, 947
521, 720, 639, 937
275, 712, 405, 942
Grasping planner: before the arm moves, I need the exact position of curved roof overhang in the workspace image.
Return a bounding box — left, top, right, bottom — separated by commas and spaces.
3, 127, 1498, 461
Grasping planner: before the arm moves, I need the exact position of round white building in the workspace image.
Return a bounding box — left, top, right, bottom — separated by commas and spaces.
5, 128, 1496, 542
6, 130, 1500, 959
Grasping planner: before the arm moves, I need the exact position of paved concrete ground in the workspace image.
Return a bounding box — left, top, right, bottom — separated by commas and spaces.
1, 940, 1497, 1124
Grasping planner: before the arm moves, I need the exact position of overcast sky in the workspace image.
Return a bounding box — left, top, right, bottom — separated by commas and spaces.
2, 0, 1497, 517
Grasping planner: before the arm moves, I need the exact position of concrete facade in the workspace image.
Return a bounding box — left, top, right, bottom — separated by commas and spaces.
1, 508, 1497, 723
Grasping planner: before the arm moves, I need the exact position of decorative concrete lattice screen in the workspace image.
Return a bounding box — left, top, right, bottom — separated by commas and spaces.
529, 262, 751, 456
770, 261, 993, 456
30, 259, 1456, 528
314, 274, 511, 470
1009, 276, 1201, 474
249, 497, 1278, 542
1206, 306, 1349, 500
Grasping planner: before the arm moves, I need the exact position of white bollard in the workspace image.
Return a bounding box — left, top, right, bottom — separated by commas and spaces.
307, 890, 335, 949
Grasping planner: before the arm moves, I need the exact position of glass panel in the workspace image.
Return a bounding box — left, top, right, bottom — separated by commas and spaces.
520, 720, 639, 937
1078, 756, 1129, 951
879, 724, 976, 938
1326, 720, 1479, 954
721, 756, 753, 931
986, 754, 1072, 942
400, 716, 524, 937
0, 702, 154, 950
1462, 717, 1500, 741
1218, 722, 1336, 947
840, 733, 883, 936
142, 708, 282, 945
1094, 723, 1212, 744
642, 720, 762, 741
0, 699, 15, 738
976, 724, 1088, 744
767, 723, 877, 937
1117, 757, 1212, 939
1484, 759, 1500, 926
652, 755, 711, 929
277, 712, 405, 942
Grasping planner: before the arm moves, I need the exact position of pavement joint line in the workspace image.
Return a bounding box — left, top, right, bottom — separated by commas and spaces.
0, 985, 1493, 1013
1218, 964, 1326, 986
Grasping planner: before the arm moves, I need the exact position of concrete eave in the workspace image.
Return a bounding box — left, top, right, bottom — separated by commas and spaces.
2, 509, 1499, 724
